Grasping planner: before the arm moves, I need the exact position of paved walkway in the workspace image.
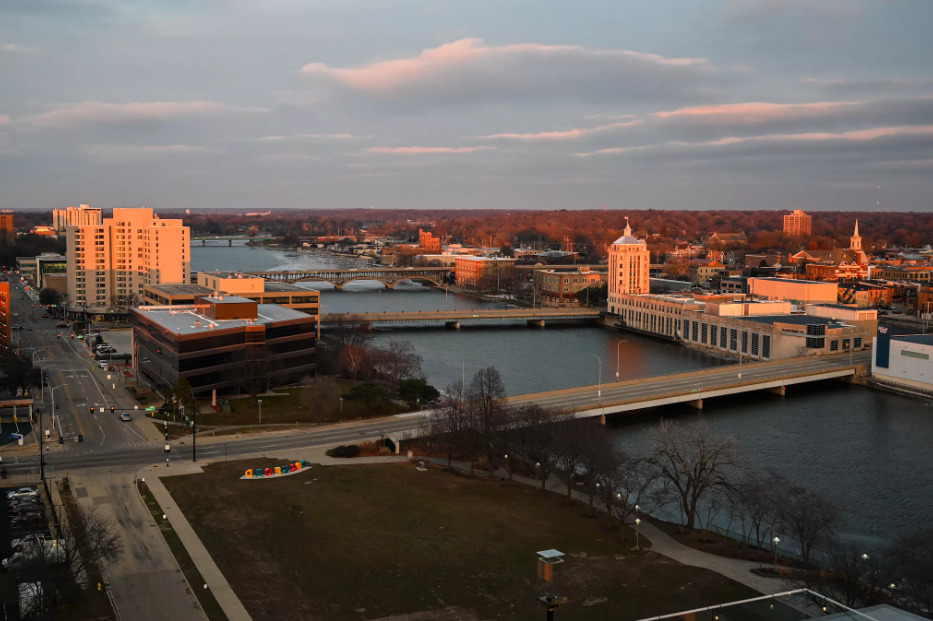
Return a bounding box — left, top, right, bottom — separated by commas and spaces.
142, 448, 410, 621
423, 456, 789, 595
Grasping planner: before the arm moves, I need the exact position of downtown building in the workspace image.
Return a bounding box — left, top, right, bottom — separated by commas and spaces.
66, 207, 190, 312
783, 209, 812, 237
607, 217, 650, 315
132, 295, 316, 397
53, 204, 102, 232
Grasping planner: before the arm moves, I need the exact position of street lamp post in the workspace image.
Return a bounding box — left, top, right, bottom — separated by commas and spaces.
258, 399, 262, 425
616, 340, 626, 379
634, 518, 641, 550
49, 384, 66, 436
773, 536, 781, 570
593, 354, 601, 407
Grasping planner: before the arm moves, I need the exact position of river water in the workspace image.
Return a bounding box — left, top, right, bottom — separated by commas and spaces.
193, 244, 933, 549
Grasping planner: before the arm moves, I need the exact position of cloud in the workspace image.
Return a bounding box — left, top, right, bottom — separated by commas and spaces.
1, 43, 37, 56
257, 133, 371, 142
22, 100, 265, 129
84, 143, 221, 163
365, 146, 494, 155
0, 115, 10, 127
298, 38, 722, 106
802, 77, 933, 97
483, 120, 642, 142
577, 125, 933, 157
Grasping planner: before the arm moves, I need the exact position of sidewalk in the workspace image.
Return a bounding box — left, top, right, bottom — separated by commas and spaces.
423, 456, 788, 595
145, 464, 253, 621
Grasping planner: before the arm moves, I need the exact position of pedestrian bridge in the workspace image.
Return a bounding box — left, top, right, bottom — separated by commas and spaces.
507, 352, 869, 418
320, 308, 602, 329
247, 267, 451, 289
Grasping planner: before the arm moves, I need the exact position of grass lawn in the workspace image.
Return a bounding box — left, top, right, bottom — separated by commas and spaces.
163, 462, 756, 621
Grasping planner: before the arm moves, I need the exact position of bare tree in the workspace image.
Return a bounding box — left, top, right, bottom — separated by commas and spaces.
888, 528, 933, 615
428, 382, 470, 469
338, 344, 368, 381
596, 450, 657, 537
777, 484, 840, 566
554, 418, 602, 506
729, 469, 788, 552
511, 404, 564, 490
467, 366, 508, 440
371, 339, 423, 384
646, 419, 740, 530
16, 503, 124, 613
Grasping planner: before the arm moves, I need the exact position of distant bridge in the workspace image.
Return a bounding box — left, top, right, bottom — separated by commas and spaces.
192, 236, 279, 246
319, 308, 602, 329
506, 352, 870, 418
247, 267, 452, 289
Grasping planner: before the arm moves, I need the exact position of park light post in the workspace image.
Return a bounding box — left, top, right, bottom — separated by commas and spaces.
773, 536, 781, 570
258, 399, 262, 425
593, 354, 601, 408
634, 518, 641, 550
615, 340, 627, 379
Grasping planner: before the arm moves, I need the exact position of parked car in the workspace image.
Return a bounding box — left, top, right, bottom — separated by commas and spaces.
11, 534, 48, 553
893, 310, 904, 314
56, 322, 68, 328
9, 499, 42, 511
6, 488, 37, 501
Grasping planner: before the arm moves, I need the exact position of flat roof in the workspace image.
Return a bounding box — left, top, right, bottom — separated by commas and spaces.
200, 294, 255, 304
135, 304, 310, 335
808, 303, 861, 310
893, 334, 933, 345
754, 277, 833, 285
741, 315, 849, 327
264, 282, 314, 294
146, 284, 213, 296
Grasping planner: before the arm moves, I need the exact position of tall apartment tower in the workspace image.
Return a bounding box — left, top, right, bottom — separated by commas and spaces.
53, 204, 103, 232
783, 209, 812, 237
607, 217, 650, 315
67, 207, 190, 310
0, 213, 14, 245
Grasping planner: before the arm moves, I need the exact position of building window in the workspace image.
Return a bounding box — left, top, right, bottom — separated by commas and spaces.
806, 337, 825, 349
854, 337, 862, 348
741, 331, 749, 354
751, 333, 759, 356
692, 321, 699, 341
710, 325, 718, 347
701, 323, 708, 344
830, 340, 839, 351
762, 335, 771, 359
730, 329, 738, 351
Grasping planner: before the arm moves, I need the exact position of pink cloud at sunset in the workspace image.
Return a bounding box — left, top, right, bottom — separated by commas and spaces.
365, 146, 495, 155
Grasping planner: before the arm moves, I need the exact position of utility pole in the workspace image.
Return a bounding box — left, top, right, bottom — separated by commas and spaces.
38, 408, 45, 484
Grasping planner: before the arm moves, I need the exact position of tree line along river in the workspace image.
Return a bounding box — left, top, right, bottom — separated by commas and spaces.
194, 244, 933, 550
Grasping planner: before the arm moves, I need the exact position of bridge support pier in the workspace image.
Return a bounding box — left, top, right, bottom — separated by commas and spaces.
767, 386, 786, 396
201, 239, 206, 247
685, 399, 704, 410
445, 321, 460, 330
527, 319, 546, 328
229, 239, 233, 247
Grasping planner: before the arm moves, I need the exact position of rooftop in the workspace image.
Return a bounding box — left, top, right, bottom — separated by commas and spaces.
741, 314, 850, 328
147, 283, 213, 296
134, 304, 310, 335
892, 334, 933, 346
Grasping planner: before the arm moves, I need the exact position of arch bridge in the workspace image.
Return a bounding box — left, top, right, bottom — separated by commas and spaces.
246, 266, 452, 290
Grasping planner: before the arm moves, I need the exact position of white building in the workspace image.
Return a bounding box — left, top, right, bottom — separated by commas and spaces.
53, 204, 102, 232
607, 217, 650, 315
872, 330, 933, 395
66, 207, 190, 311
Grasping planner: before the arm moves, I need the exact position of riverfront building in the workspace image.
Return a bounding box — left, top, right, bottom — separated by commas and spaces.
0, 281, 9, 351
747, 277, 837, 306
53, 204, 102, 232
66, 207, 190, 311
614, 292, 871, 361
454, 256, 515, 289
132, 295, 316, 397
607, 217, 650, 315
783, 209, 812, 236
537, 267, 606, 306
873, 330, 933, 395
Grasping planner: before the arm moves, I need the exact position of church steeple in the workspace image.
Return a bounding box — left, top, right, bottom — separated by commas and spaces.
623, 216, 632, 237
850, 220, 862, 252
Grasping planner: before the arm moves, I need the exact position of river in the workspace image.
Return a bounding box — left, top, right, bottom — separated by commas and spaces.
193, 244, 933, 549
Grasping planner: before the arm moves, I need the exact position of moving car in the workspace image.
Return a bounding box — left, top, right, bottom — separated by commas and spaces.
97, 361, 110, 369
119, 413, 132, 422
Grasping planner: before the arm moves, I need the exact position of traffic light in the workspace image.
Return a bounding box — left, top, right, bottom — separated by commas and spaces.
110, 406, 115, 414
90, 406, 95, 415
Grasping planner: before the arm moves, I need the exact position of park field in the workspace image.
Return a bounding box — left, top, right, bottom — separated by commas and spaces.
163, 461, 755, 620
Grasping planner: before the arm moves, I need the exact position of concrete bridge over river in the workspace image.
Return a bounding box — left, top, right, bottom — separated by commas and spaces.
246, 266, 451, 289
319, 308, 602, 329
503, 351, 871, 419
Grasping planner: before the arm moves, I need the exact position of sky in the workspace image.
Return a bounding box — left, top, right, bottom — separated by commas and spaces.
1, 0, 932, 212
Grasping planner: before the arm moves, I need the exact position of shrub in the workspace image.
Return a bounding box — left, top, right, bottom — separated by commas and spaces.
325, 444, 360, 458
381, 437, 396, 453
